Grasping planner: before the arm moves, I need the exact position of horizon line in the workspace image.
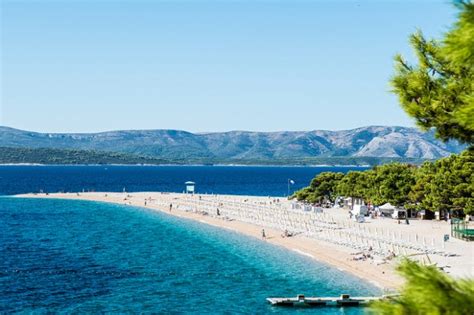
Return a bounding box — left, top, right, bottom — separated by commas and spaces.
0, 124, 422, 135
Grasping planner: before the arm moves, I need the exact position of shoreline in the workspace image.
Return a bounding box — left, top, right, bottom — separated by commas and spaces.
0, 163, 371, 167
15, 192, 404, 291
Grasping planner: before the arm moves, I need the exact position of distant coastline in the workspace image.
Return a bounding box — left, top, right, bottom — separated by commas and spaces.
0, 146, 428, 167
0, 163, 372, 168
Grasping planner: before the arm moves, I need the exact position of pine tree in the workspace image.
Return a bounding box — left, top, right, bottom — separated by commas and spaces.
369, 260, 474, 315
391, 1, 474, 144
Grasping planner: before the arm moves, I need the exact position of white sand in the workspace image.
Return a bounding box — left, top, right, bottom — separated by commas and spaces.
16, 192, 474, 291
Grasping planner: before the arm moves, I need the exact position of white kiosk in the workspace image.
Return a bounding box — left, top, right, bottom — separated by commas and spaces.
185, 181, 195, 194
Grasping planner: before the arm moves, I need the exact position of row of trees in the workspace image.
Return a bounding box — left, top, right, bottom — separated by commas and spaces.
0, 147, 170, 165
293, 148, 473, 215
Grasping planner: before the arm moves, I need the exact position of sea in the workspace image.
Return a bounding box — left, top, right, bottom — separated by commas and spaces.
0, 165, 370, 196
0, 165, 377, 314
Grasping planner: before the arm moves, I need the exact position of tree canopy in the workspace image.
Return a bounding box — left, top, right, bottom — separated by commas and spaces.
370, 163, 417, 206
410, 148, 474, 215
294, 172, 344, 203
293, 149, 473, 215
391, 1, 474, 144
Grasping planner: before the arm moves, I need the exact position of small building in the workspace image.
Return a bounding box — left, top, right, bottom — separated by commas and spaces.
185, 181, 195, 194
392, 208, 407, 219
379, 203, 396, 217
379, 203, 408, 219
343, 197, 364, 209
351, 204, 368, 217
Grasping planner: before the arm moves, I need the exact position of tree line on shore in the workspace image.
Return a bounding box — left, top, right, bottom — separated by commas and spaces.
294, 148, 473, 216
0, 147, 170, 165
0, 146, 429, 166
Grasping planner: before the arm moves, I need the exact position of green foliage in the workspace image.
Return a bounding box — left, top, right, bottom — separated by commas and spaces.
408, 161, 437, 210
371, 163, 417, 206
391, 1, 474, 144
0, 147, 427, 166
332, 165, 416, 207
369, 259, 474, 315
0, 147, 428, 167
294, 172, 344, 203
310, 172, 345, 202
0, 147, 169, 165
336, 171, 367, 199
0, 147, 430, 166
292, 187, 313, 202
294, 150, 473, 214
410, 148, 474, 215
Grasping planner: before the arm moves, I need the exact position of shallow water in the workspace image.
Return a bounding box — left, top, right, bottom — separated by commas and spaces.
0, 198, 379, 313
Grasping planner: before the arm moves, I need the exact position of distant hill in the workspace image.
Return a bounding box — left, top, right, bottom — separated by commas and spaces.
0, 147, 169, 165
0, 126, 465, 164
0, 147, 427, 166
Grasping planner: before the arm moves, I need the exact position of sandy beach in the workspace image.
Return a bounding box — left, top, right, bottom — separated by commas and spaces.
16, 192, 474, 292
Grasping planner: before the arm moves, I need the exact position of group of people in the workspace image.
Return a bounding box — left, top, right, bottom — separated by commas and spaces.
281, 229, 294, 238
261, 228, 294, 239
350, 246, 397, 263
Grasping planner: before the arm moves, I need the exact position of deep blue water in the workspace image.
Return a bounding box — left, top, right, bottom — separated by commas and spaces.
0, 198, 379, 313
0, 165, 368, 196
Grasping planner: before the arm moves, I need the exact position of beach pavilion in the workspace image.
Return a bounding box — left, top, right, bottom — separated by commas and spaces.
185, 181, 195, 194
379, 203, 409, 219
379, 203, 396, 217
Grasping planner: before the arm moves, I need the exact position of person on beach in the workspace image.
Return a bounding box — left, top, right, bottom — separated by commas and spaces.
261, 229, 266, 239
386, 250, 396, 260
169, 203, 172, 212
144, 200, 147, 206
216, 208, 220, 216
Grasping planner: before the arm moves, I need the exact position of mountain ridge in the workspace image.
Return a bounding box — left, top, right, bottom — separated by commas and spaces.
0, 125, 464, 161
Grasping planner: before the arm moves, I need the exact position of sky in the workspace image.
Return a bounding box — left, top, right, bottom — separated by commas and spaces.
0, 0, 458, 133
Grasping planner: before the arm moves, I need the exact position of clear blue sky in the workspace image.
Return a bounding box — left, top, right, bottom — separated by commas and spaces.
1, 0, 457, 133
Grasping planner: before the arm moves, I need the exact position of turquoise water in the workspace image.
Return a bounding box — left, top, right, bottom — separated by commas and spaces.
0, 198, 379, 313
